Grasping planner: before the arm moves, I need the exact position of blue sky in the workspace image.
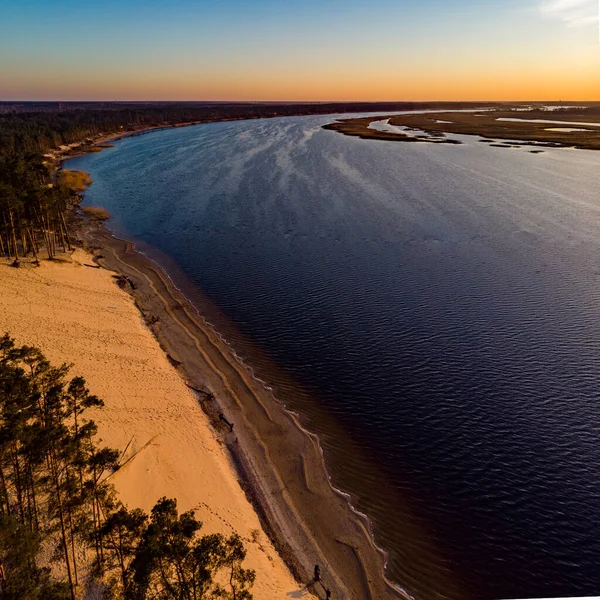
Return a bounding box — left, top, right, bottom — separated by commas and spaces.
0, 0, 598, 100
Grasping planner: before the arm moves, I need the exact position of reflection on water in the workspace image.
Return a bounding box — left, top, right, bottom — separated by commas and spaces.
68, 115, 600, 600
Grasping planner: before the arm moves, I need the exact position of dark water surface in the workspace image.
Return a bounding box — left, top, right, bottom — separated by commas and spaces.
68, 116, 600, 600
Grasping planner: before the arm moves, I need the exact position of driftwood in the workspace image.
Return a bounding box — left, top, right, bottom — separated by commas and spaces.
116, 436, 135, 468
185, 381, 214, 400
107, 435, 159, 480
219, 413, 234, 432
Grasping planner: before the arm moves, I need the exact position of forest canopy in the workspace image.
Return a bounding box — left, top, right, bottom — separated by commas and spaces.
0, 334, 255, 599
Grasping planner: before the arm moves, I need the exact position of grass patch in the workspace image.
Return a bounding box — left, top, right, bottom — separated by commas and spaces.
81, 206, 110, 221
59, 169, 92, 191
323, 118, 461, 144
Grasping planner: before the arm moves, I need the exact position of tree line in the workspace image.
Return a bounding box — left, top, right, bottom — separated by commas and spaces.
0, 101, 496, 155
0, 152, 75, 265
0, 334, 255, 599
0, 101, 499, 266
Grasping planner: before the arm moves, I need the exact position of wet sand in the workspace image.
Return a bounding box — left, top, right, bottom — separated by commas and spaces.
0, 248, 300, 599
76, 220, 406, 600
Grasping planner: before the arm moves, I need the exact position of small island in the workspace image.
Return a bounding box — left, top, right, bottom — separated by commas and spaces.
324, 107, 600, 150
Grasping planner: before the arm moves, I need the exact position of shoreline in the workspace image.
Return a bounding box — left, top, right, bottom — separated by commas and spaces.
53, 118, 250, 164
75, 217, 408, 600
323, 110, 600, 150
37, 100, 506, 166
322, 115, 463, 144
53, 104, 498, 166
0, 246, 301, 598
53, 112, 323, 167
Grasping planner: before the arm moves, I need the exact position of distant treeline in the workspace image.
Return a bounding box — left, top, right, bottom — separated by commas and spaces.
0, 101, 502, 155
0, 101, 496, 263
0, 334, 255, 599
5, 99, 590, 264
2, 99, 598, 155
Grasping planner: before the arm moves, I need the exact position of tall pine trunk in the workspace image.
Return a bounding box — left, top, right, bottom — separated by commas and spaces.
49, 455, 76, 600
26, 463, 40, 531
8, 209, 19, 266
60, 211, 72, 251
26, 227, 39, 265
0, 463, 11, 515
10, 445, 25, 524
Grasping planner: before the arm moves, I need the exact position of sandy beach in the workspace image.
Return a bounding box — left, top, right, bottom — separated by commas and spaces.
0, 212, 406, 599
73, 223, 406, 600
0, 249, 302, 599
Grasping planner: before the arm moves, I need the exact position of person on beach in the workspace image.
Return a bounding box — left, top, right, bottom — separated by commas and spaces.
314, 564, 321, 582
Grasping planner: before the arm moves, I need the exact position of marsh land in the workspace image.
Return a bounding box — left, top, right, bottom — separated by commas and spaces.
324, 107, 600, 149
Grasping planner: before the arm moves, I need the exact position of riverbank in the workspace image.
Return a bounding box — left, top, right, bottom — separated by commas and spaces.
48, 119, 222, 165
73, 217, 407, 600
49, 102, 505, 166
0, 248, 303, 599
323, 115, 462, 144
324, 109, 600, 149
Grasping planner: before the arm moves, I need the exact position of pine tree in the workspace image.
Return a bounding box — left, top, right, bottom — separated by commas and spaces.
0, 335, 255, 599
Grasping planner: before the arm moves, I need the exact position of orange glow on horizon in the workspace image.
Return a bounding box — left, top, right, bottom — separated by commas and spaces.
4, 64, 600, 103
2, 0, 600, 103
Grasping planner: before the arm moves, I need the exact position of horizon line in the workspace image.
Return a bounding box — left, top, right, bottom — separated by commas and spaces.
1, 99, 599, 104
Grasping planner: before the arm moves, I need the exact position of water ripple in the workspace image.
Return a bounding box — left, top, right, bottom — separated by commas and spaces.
69, 115, 600, 600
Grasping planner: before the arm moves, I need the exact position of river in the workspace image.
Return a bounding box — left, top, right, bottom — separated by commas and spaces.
68, 114, 600, 600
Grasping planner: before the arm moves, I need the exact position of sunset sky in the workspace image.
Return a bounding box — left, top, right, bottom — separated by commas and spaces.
1, 0, 599, 101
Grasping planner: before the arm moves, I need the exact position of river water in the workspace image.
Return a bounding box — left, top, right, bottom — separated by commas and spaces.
68, 115, 600, 600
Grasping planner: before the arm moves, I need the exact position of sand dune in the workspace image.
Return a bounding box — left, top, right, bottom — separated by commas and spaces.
0, 250, 303, 599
